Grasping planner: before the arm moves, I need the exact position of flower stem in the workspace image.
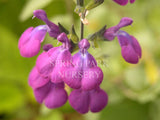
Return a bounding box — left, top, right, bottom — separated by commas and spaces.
81, 20, 84, 40
80, 0, 84, 40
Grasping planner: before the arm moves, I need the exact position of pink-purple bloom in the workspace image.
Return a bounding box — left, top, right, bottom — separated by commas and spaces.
104, 17, 141, 64
117, 30, 141, 64
27, 32, 71, 109
29, 67, 68, 108
113, 0, 135, 6
33, 9, 60, 38
18, 9, 60, 57
36, 33, 72, 83
18, 6, 141, 114
69, 87, 108, 114
18, 25, 47, 57
63, 39, 103, 91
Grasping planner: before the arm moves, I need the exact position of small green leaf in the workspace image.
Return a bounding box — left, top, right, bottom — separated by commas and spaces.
68, 25, 79, 44
85, 0, 104, 10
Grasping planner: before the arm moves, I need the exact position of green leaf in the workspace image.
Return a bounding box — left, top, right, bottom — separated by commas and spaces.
19, 0, 53, 21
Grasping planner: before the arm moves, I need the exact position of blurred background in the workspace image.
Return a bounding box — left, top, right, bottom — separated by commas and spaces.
0, 0, 160, 120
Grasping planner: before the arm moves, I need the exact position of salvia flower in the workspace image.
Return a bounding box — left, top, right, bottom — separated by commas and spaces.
117, 30, 141, 64
63, 39, 103, 91
18, 5, 141, 114
104, 17, 133, 41
103, 17, 141, 64
29, 67, 68, 109
33, 9, 60, 38
113, 0, 135, 6
36, 33, 72, 83
18, 25, 47, 57
18, 9, 60, 57
69, 87, 108, 114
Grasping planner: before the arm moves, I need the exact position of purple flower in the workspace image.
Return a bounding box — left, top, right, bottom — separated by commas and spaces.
36, 33, 72, 83
18, 25, 47, 57
113, 0, 135, 6
69, 87, 108, 114
18, 10, 60, 57
29, 67, 68, 109
33, 9, 60, 38
117, 30, 141, 64
103, 17, 141, 64
104, 17, 133, 41
63, 39, 103, 91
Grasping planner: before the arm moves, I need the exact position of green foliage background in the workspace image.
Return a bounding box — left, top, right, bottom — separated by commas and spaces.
0, 0, 160, 120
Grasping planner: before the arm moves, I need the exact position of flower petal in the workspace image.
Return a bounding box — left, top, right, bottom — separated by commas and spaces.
130, 36, 142, 58
63, 67, 82, 89
33, 9, 48, 22
20, 38, 41, 57
44, 82, 68, 109
18, 27, 33, 49
117, 31, 131, 47
31, 25, 47, 42
36, 52, 54, 77
117, 17, 133, 28
69, 89, 90, 114
33, 81, 51, 103
90, 88, 108, 112
51, 49, 72, 83
130, 0, 135, 4
83, 53, 97, 68
33, 10, 60, 38
103, 26, 118, 41
113, 0, 128, 6
28, 67, 50, 89
121, 44, 139, 64
19, 25, 47, 57
81, 67, 103, 91
117, 31, 141, 64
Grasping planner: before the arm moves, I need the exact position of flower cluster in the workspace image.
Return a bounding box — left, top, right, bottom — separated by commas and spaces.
19, 10, 108, 114
18, 0, 141, 114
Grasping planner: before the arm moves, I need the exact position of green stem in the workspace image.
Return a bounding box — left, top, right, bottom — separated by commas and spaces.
80, 20, 84, 40
80, 0, 84, 40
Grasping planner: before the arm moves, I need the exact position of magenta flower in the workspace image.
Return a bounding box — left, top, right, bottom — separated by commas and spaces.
63, 39, 103, 91
103, 17, 141, 64
18, 25, 47, 57
33, 9, 60, 38
104, 17, 133, 41
69, 87, 108, 114
18, 9, 60, 57
113, 0, 135, 6
117, 30, 141, 64
36, 33, 72, 83
29, 67, 68, 109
